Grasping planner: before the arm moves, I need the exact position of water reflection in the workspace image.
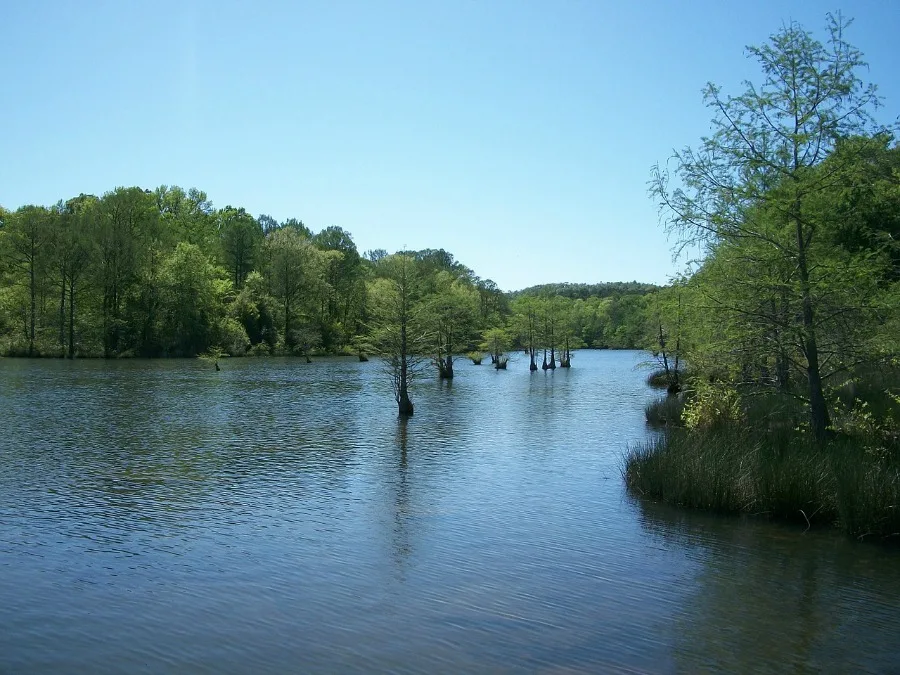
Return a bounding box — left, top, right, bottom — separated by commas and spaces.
636, 499, 900, 674
392, 418, 413, 571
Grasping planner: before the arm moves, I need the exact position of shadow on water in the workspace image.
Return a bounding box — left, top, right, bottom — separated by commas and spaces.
634, 498, 900, 674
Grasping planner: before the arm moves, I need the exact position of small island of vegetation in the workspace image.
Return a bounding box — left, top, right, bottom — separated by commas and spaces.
626, 14, 899, 541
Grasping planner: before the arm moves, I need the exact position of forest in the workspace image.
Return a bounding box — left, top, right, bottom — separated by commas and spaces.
0, 190, 658, 363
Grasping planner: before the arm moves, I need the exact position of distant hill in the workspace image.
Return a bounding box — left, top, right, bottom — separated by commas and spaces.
509, 281, 661, 300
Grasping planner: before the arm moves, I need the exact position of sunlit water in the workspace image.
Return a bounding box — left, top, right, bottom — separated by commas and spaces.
1, 351, 898, 674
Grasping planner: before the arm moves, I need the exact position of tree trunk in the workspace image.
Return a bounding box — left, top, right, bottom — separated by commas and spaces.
68, 277, 76, 358
796, 219, 830, 440
439, 334, 453, 379
560, 338, 571, 368
398, 320, 413, 416
398, 391, 414, 415
440, 352, 453, 379
29, 257, 36, 356
284, 297, 291, 350
58, 270, 66, 354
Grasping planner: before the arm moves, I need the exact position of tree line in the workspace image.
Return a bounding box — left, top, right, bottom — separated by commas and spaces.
0, 191, 659, 372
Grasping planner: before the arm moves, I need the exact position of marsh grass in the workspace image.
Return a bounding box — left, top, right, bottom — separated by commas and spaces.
645, 368, 671, 388
644, 395, 685, 426
624, 425, 900, 540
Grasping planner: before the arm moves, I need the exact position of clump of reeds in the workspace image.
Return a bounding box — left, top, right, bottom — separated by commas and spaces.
624, 423, 900, 540
644, 395, 685, 427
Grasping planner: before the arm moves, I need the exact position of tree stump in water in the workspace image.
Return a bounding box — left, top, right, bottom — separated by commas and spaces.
398, 396, 414, 416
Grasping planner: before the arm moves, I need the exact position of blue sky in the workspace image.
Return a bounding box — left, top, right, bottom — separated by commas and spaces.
1, 1, 897, 291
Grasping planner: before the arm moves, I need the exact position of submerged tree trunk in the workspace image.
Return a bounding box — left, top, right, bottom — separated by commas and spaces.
398, 385, 414, 414
560, 337, 571, 368
437, 335, 454, 379
443, 353, 453, 379
398, 320, 413, 416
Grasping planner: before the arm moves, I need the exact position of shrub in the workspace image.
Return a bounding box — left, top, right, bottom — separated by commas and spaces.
216, 317, 251, 356
682, 383, 745, 430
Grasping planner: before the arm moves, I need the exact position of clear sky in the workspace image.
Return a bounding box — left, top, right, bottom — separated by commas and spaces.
1, 1, 897, 291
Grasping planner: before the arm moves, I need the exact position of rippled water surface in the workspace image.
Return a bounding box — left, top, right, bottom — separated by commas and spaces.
1, 351, 898, 674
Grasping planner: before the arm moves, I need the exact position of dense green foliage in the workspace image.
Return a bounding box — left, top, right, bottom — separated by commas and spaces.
650, 14, 899, 439
629, 380, 900, 539
0, 187, 660, 361
630, 14, 900, 540
512, 281, 659, 301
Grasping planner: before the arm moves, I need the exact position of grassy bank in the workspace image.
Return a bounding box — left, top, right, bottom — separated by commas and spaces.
628, 388, 900, 541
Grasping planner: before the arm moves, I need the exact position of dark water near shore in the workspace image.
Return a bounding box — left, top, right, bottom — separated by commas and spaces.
1, 351, 898, 674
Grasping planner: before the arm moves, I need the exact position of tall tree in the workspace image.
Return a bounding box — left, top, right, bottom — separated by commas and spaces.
262, 227, 323, 354
312, 226, 365, 349
1, 206, 52, 354
425, 271, 479, 379
154, 185, 217, 255
512, 296, 541, 371
650, 14, 887, 439
95, 187, 157, 356
158, 242, 232, 356
52, 195, 96, 357
481, 326, 511, 370
219, 206, 263, 289
369, 254, 427, 416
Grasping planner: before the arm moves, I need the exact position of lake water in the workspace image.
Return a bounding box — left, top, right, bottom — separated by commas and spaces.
1, 350, 898, 674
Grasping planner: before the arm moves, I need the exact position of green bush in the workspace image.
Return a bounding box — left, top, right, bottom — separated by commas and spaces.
216, 317, 251, 356
682, 382, 745, 430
